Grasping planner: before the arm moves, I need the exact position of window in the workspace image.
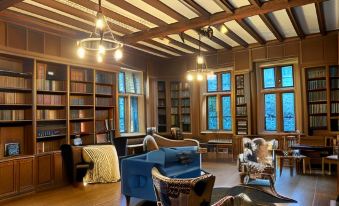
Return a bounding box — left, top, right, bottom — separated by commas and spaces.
261, 65, 296, 132
204, 71, 232, 131
118, 69, 143, 134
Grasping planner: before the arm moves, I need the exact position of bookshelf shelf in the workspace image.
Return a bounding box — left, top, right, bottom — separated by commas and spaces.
235, 74, 249, 135
0, 120, 32, 123
70, 118, 94, 121
0, 88, 32, 92
37, 90, 67, 94
70, 92, 94, 96
37, 119, 67, 122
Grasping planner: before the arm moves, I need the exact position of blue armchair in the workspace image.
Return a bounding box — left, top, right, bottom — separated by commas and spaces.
121, 147, 200, 204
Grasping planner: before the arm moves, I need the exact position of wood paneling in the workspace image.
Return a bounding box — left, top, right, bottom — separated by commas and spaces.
323, 34, 338, 63
27, 30, 44, 53
44, 34, 60, 56
251, 47, 266, 61
234, 50, 250, 70
301, 37, 324, 65
0, 160, 16, 198
36, 154, 52, 188
284, 41, 299, 58
6, 23, 26, 50
18, 157, 34, 193
217, 51, 233, 66
0, 21, 5, 46
53, 152, 64, 186
60, 37, 76, 60
267, 45, 284, 59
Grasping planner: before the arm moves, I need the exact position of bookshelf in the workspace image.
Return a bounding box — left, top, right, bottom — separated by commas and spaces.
0, 54, 34, 158
70, 66, 94, 145
95, 71, 116, 144
157, 81, 167, 133
36, 62, 67, 153
170, 81, 180, 127
180, 82, 191, 133
235, 74, 248, 135
330, 66, 339, 131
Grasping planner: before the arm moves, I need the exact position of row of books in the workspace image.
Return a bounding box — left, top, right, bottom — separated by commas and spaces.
309, 104, 327, 114
171, 91, 179, 98
181, 99, 190, 107
96, 72, 114, 85
171, 107, 178, 114
171, 99, 179, 106
70, 96, 92, 106
158, 99, 166, 107
71, 109, 93, 119
181, 91, 190, 98
331, 79, 339, 89
308, 91, 327, 102
157, 82, 165, 91
236, 89, 244, 96
0, 92, 31, 104
236, 75, 244, 88
170, 83, 180, 90
308, 69, 326, 79
0, 76, 31, 89
71, 82, 93, 93
37, 79, 65, 91
331, 103, 339, 114
95, 110, 109, 120
236, 96, 246, 105
309, 116, 327, 128
71, 69, 92, 82
158, 116, 166, 125
181, 115, 191, 124
158, 92, 166, 99
0, 110, 27, 120
96, 97, 113, 106
158, 108, 166, 115
37, 126, 66, 138
37, 110, 65, 120
308, 80, 326, 90
236, 106, 247, 116
37, 94, 65, 105
96, 85, 113, 95
70, 122, 93, 134
331, 91, 339, 101
95, 120, 114, 132
37, 139, 65, 154
181, 107, 190, 114
330, 67, 339, 77
171, 116, 179, 126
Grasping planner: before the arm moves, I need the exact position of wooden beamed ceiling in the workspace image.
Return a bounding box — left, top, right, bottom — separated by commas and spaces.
0, 0, 337, 59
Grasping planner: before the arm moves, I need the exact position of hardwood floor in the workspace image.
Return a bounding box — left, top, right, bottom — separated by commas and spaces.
1, 153, 337, 206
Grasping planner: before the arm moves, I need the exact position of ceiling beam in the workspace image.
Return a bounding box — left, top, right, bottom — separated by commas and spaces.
181, 33, 217, 52
166, 37, 200, 53
286, 8, 305, 39
224, 28, 249, 48
180, 0, 210, 17
259, 14, 284, 42
142, 0, 187, 22
215, 0, 235, 14
248, 0, 262, 7
131, 43, 171, 58
236, 20, 266, 45
315, 2, 327, 35
106, 0, 167, 26
0, 0, 23, 11
146, 40, 187, 56
123, 0, 327, 44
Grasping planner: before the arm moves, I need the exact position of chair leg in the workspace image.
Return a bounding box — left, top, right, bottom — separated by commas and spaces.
321, 158, 325, 175
125, 195, 130, 206
279, 158, 283, 176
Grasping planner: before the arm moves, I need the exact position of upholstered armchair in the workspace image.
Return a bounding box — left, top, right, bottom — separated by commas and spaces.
143, 133, 199, 152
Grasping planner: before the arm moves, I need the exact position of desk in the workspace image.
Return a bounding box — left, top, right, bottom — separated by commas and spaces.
200, 139, 233, 158
278, 155, 307, 176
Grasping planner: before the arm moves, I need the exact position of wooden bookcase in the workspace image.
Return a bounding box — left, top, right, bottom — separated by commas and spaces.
235, 74, 248, 135
170, 81, 180, 128
306, 65, 339, 134
180, 82, 191, 133
157, 81, 167, 133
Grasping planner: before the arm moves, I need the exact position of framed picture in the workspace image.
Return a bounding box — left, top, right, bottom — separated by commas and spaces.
5, 143, 20, 157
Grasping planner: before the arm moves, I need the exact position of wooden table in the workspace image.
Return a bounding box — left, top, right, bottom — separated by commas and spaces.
278, 155, 307, 176
200, 139, 233, 158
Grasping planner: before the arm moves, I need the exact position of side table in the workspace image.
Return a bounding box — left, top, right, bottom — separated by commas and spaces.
278, 155, 307, 176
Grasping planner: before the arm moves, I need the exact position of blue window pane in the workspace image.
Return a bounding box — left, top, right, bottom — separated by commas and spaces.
282, 93, 295, 132
263, 68, 275, 88
282, 66, 293, 87
222, 96, 232, 130
130, 96, 139, 132
118, 72, 125, 93
119, 96, 125, 133
207, 74, 217, 92
207, 96, 218, 130
264, 94, 277, 131
125, 72, 135, 93
221, 73, 231, 91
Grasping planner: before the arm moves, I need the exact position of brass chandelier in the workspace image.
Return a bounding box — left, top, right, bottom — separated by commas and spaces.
76, 0, 123, 62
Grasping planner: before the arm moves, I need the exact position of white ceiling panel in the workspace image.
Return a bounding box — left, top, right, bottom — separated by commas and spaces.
211, 27, 239, 47
125, 0, 177, 24
184, 30, 224, 49
267, 9, 297, 38
224, 20, 257, 44
193, 0, 224, 14
128, 45, 168, 58
323, 0, 339, 31
245, 15, 276, 41
168, 34, 208, 52
228, 0, 251, 8
159, 0, 198, 19
293, 3, 319, 34
138, 41, 181, 56
152, 38, 194, 54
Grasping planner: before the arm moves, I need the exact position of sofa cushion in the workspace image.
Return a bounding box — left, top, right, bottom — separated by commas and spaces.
146, 149, 165, 165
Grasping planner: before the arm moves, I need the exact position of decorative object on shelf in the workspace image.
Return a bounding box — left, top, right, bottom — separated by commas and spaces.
4, 143, 20, 157
186, 31, 213, 82
73, 134, 83, 146
76, 0, 123, 62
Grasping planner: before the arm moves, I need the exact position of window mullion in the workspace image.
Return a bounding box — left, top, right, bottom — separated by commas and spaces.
276, 92, 283, 132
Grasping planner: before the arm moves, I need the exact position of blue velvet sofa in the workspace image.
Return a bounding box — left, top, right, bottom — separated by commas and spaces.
121, 146, 200, 202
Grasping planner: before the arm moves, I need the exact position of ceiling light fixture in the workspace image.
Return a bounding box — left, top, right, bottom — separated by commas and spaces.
76, 0, 123, 62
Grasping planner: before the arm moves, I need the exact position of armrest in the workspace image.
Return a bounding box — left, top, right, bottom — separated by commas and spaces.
183, 138, 200, 146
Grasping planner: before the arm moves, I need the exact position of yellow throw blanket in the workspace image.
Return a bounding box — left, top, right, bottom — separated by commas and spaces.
82, 145, 120, 183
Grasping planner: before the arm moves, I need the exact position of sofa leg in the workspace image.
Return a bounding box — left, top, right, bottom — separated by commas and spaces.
125, 195, 130, 206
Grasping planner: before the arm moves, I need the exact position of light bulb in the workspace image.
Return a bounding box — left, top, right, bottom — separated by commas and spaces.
96, 53, 103, 63
197, 73, 204, 81
187, 73, 193, 81
77, 47, 85, 59
114, 49, 123, 61
197, 55, 204, 64
96, 13, 104, 30
220, 24, 228, 34
98, 45, 106, 54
